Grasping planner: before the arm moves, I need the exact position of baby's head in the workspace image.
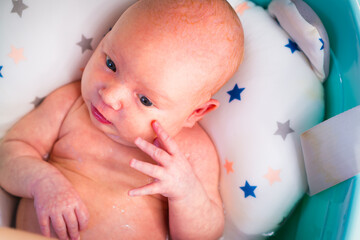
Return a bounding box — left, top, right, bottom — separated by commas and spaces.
82, 0, 244, 146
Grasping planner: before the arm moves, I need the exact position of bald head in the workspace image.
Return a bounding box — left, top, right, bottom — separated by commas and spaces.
82, 0, 244, 138
117, 0, 243, 97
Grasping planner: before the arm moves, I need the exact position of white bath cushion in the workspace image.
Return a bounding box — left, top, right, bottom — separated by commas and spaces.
0, 0, 135, 138
0, 0, 327, 237
200, 0, 326, 237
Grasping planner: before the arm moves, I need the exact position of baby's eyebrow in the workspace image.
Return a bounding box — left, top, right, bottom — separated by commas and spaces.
144, 87, 172, 107
101, 38, 119, 59
103, 44, 119, 62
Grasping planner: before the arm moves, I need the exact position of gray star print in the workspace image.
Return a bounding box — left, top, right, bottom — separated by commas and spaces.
274, 120, 294, 140
11, 0, 28, 17
31, 96, 45, 108
77, 35, 93, 53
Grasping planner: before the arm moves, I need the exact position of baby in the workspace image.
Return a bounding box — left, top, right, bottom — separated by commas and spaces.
0, 0, 243, 239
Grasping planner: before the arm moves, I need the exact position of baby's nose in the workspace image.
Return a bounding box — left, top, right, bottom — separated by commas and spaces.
98, 87, 122, 111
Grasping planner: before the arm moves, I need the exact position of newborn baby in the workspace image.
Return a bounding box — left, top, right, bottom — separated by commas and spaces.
0, 0, 243, 239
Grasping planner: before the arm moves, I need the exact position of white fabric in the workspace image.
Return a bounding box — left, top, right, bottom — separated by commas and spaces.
301, 106, 360, 196
0, 0, 325, 238
201, 0, 324, 237
268, 0, 326, 80
0, 0, 135, 137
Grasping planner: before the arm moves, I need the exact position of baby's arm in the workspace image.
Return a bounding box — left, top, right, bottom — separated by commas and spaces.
130, 122, 224, 240
168, 124, 224, 239
0, 82, 89, 240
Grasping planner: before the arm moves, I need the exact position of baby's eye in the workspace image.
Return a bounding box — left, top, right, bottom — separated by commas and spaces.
139, 95, 153, 107
106, 56, 116, 72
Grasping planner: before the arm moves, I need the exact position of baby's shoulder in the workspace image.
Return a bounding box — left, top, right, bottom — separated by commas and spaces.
175, 124, 220, 192
42, 81, 81, 110
175, 123, 218, 169
48, 81, 81, 100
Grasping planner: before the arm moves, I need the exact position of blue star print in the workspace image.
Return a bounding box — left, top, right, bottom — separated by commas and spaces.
240, 181, 257, 198
0, 66, 3, 78
319, 38, 324, 50
227, 84, 245, 103
285, 39, 300, 53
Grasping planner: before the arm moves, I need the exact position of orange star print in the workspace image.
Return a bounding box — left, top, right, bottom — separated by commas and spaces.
235, 2, 250, 15
8, 45, 26, 64
224, 159, 234, 174
263, 167, 281, 185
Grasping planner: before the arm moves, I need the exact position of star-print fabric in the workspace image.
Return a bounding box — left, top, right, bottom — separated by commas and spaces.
0, 0, 136, 137
1, 0, 328, 237
268, 0, 330, 80
200, 0, 326, 237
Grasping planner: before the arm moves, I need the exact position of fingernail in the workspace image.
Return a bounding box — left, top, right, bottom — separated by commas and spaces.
134, 137, 141, 145
152, 120, 159, 128
153, 138, 160, 147
130, 159, 136, 167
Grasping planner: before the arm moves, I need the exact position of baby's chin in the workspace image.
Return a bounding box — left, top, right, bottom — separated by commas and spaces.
89, 119, 137, 147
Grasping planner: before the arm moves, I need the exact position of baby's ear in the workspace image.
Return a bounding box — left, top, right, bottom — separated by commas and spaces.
184, 99, 219, 128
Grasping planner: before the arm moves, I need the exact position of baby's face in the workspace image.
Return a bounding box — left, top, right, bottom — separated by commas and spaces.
81, 8, 210, 146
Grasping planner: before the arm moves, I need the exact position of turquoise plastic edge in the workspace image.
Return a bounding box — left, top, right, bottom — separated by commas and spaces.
345, 175, 360, 240
249, 0, 360, 239
343, 1, 360, 238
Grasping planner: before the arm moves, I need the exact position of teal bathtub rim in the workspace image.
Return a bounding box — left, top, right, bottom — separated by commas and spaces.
249, 0, 360, 239
314, 0, 360, 117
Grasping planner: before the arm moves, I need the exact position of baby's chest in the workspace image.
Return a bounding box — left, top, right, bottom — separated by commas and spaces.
54, 114, 114, 161
50, 107, 125, 175
51, 106, 155, 186
51, 125, 168, 238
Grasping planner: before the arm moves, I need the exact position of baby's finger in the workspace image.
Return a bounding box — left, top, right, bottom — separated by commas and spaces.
63, 210, 80, 240
134, 137, 170, 166
38, 215, 51, 238
130, 158, 165, 179
152, 121, 179, 155
129, 182, 161, 197
75, 205, 90, 231
51, 215, 68, 240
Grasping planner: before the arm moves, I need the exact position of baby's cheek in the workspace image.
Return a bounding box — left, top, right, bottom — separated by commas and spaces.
161, 120, 185, 138
140, 124, 157, 143
117, 118, 154, 143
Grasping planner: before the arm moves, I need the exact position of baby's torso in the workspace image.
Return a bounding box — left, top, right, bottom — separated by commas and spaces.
18, 97, 169, 239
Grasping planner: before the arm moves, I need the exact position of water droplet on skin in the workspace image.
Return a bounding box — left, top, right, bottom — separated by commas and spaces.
120, 224, 135, 232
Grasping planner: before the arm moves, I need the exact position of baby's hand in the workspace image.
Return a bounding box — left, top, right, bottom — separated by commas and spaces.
129, 121, 202, 201
32, 175, 89, 240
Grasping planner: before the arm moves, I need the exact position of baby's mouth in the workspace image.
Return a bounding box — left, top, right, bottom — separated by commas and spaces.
91, 104, 112, 124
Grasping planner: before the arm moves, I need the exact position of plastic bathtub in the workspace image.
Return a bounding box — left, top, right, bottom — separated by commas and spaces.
0, 0, 359, 239
253, 0, 360, 239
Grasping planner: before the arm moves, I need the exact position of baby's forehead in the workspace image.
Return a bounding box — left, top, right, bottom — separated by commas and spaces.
146, 0, 218, 25
123, 0, 236, 39
111, 0, 242, 96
